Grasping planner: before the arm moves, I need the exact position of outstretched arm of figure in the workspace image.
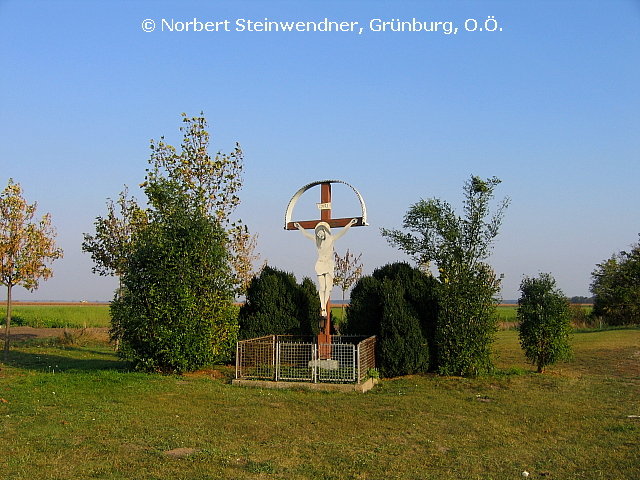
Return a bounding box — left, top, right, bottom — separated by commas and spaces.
331, 218, 358, 242
294, 222, 316, 241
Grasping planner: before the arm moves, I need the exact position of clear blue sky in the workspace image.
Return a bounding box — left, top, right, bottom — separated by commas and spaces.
1, 0, 639, 301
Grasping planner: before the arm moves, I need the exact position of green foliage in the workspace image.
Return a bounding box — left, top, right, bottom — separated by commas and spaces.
146, 112, 259, 294
81, 186, 148, 282
238, 266, 320, 339
343, 275, 380, 336
345, 262, 438, 376
111, 180, 236, 373
518, 273, 572, 373
381, 176, 508, 376
436, 263, 500, 376
590, 236, 640, 326
378, 279, 430, 377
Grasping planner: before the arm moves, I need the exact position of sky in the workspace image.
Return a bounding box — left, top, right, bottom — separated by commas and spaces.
1, 0, 639, 302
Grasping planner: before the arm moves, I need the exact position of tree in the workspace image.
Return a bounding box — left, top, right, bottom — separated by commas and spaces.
84, 113, 260, 297
85, 113, 258, 370
146, 112, 260, 293
381, 175, 509, 376
228, 224, 261, 296
1, 179, 63, 360
81, 186, 147, 296
590, 236, 640, 326
517, 273, 572, 373
333, 248, 363, 331
110, 179, 236, 373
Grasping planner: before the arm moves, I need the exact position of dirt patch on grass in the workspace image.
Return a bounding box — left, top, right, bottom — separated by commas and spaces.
163, 447, 200, 458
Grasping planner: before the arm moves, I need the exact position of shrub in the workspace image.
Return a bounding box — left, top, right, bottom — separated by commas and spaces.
435, 263, 499, 377
377, 279, 430, 377
110, 180, 237, 374
381, 176, 509, 376
238, 266, 320, 339
345, 262, 438, 376
517, 273, 572, 373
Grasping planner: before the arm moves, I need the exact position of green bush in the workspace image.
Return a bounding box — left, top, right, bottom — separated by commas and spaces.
517, 273, 572, 373
378, 279, 430, 377
435, 263, 499, 377
111, 180, 237, 373
345, 262, 438, 376
238, 266, 320, 339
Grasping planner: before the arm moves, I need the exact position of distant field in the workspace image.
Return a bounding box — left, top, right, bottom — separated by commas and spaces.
496, 304, 593, 329
1, 303, 593, 330
0, 304, 111, 328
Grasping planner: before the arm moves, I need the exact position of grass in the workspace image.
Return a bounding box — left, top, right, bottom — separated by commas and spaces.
1, 304, 590, 330
1, 304, 112, 328
1, 325, 638, 479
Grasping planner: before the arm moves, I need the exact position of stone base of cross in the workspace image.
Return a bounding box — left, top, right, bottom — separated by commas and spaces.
285, 180, 367, 357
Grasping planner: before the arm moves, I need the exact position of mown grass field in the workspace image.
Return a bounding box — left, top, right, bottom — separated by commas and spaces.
0, 304, 589, 330
1, 318, 638, 479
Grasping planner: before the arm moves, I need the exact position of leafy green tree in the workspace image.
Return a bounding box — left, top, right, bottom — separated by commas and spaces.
86, 112, 256, 371
590, 236, 640, 326
1, 179, 63, 360
81, 186, 147, 297
518, 273, 572, 373
381, 176, 509, 376
85, 113, 260, 297
238, 266, 320, 339
146, 112, 259, 294
111, 180, 236, 373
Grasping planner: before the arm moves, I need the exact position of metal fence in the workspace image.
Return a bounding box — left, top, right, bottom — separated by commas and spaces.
236, 335, 376, 384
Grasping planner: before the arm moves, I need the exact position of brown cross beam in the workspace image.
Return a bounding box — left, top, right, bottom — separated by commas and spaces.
285, 182, 366, 230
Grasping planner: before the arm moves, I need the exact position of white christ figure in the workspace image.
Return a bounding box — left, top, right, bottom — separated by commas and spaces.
294, 218, 358, 317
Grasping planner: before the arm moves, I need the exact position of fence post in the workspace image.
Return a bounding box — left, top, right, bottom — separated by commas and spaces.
352, 344, 357, 382
275, 340, 280, 382
357, 342, 361, 383
272, 335, 276, 381
312, 343, 317, 383
235, 341, 241, 379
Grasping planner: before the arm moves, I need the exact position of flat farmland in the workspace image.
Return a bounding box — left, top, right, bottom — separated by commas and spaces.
1, 303, 111, 328
1, 303, 590, 330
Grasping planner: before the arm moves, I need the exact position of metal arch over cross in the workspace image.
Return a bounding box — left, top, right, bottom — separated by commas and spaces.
284, 180, 368, 352
284, 179, 368, 231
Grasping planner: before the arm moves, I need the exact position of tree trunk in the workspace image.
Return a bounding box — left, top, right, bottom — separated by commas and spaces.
3, 284, 12, 361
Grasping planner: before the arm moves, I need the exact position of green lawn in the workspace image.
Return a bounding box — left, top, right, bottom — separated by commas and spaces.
1, 326, 638, 479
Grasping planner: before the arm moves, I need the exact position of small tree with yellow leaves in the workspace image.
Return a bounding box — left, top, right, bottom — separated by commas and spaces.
333, 249, 363, 330
1, 179, 63, 359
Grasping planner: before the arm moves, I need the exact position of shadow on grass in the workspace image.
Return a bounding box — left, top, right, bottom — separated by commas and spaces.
4, 346, 128, 373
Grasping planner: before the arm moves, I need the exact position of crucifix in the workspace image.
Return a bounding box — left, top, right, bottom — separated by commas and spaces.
285, 180, 368, 351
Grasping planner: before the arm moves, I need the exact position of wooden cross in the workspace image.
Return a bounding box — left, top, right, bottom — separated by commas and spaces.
285, 182, 366, 231
285, 181, 366, 349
